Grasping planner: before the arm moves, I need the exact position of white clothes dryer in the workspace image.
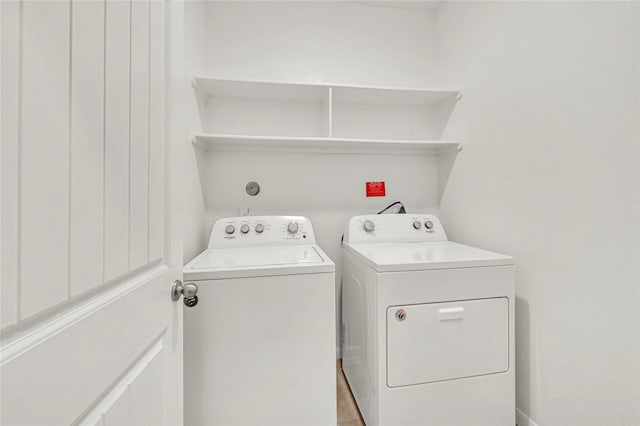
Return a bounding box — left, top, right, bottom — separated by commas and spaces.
341, 214, 515, 426
183, 216, 336, 426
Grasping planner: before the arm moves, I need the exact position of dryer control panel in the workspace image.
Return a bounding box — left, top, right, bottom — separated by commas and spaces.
209, 216, 316, 248
343, 214, 448, 244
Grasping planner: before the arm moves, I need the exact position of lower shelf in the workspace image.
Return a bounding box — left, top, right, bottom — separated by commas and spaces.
192, 134, 462, 155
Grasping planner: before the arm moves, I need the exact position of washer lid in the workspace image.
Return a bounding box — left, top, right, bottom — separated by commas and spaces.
183, 245, 334, 280
344, 241, 514, 272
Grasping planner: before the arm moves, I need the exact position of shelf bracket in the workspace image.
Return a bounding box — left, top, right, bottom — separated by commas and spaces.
455, 91, 463, 102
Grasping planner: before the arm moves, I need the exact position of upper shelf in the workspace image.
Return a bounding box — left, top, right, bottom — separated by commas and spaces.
192, 76, 461, 107
194, 77, 329, 102
192, 76, 462, 146
193, 133, 462, 155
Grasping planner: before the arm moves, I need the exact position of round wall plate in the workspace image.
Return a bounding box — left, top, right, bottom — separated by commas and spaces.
246, 181, 260, 196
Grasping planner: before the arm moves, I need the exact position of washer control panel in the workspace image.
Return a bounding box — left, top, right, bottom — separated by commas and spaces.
209, 216, 316, 248
343, 214, 447, 244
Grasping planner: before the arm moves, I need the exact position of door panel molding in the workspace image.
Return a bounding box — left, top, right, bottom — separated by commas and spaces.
0, 0, 21, 329
2, 0, 172, 327
104, 0, 132, 283
20, 0, 71, 319
69, 0, 106, 297
0, 263, 171, 425
1, 263, 169, 364
129, 0, 151, 270
77, 335, 164, 426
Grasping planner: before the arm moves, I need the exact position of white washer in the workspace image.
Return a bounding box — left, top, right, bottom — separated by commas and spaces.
341, 214, 515, 426
183, 216, 336, 426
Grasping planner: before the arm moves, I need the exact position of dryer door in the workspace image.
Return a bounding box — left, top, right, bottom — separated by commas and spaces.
386, 297, 509, 387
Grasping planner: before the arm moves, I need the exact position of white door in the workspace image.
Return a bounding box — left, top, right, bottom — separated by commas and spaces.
1, 1, 185, 425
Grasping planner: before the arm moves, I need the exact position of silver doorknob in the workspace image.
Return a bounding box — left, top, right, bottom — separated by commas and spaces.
183, 283, 198, 298
171, 280, 199, 302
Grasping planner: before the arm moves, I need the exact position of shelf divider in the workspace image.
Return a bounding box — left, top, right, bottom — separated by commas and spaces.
327, 87, 333, 138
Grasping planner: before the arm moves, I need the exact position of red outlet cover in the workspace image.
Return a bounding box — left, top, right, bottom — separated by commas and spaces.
366, 181, 386, 197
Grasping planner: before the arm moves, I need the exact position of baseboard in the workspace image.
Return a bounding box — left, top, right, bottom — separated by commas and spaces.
516, 408, 539, 426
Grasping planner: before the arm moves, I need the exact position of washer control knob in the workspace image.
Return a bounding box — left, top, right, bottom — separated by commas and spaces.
255, 223, 265, 234
287, 221, 299, 234
425, 220, 434, 230
240, 224, 250, 234
363, 220, 375, 233
412, 220, 422, 230
225, 225, 235, 235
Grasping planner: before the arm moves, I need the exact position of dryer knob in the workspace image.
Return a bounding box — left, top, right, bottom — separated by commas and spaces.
363, 220, 375, 233
412, 221, 422, 230
255, 223, 265, 233
287, 221, 299, 234
225, 225, 235, 235
425, 220, 434, 230
240, 224, 250, 234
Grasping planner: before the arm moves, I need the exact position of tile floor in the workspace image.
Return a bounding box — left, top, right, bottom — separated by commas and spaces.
337, 360, 365, 426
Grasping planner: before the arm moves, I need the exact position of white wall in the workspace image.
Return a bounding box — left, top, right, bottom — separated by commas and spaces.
203, 1, 437, 87
182, 1, 441, 355
182, 1, 208, 263
435, 2, 640, 425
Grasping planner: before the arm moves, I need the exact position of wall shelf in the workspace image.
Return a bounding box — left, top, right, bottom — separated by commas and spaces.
192, 76, 461, 105
193, 77, 331, 102
192, 76, 461, 141
190, 77, 463, 204
193, 133, 462, 155
191, 76, 462, 154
